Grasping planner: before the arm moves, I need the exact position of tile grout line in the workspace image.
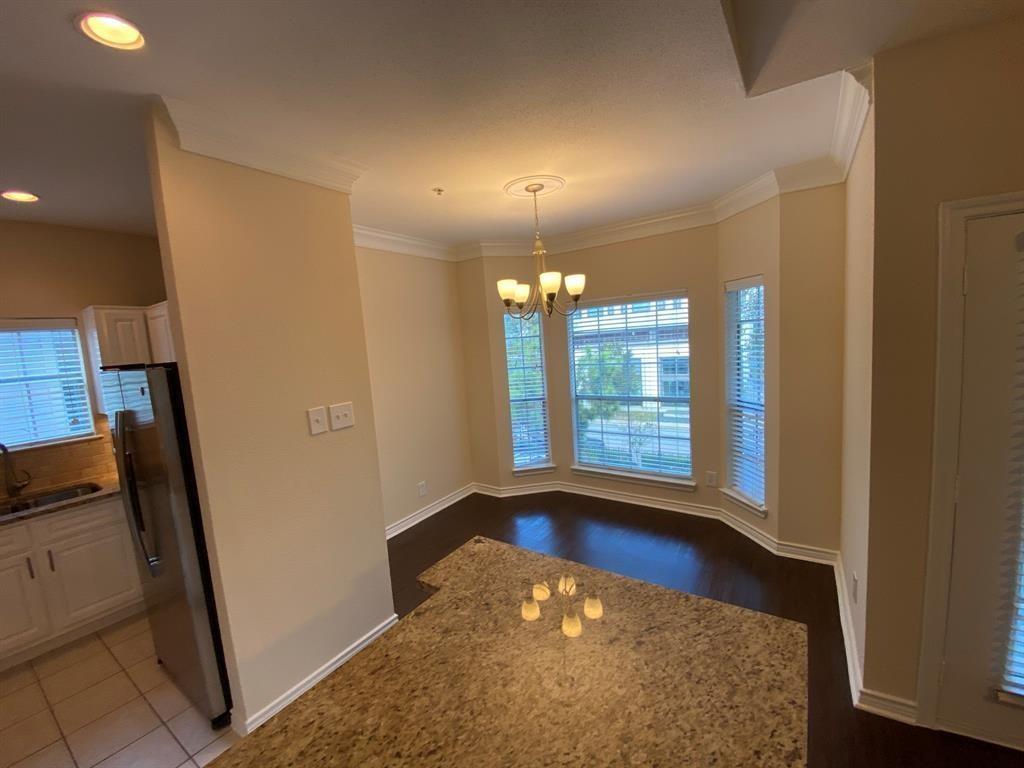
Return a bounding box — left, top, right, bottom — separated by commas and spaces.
100, 619, 201, 765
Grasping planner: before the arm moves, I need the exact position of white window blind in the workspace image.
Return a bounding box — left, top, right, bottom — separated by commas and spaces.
999, 251, 1024, 699
568, 296, 692, 479
725, 278, 766, 508
0, 320, 95, 448
503, 313, 551, 469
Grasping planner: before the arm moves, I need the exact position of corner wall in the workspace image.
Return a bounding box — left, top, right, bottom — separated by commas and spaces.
355, 247, 474, 529
866, 17, 1024, 700
147, 107, 394, 724
841, 105, 874, 683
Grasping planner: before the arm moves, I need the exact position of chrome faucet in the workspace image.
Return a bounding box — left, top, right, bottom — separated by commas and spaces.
0, 443, 32, 497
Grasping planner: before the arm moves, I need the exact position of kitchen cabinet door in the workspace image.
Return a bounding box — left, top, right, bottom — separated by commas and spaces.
96, 308, 151, 367
40, 523, 142, 631
145, 302, 176, 363
0, 552, 51, 653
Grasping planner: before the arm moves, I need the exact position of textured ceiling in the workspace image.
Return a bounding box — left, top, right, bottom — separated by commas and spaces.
726, 0, 1024, 94
0, 1, 1013, 244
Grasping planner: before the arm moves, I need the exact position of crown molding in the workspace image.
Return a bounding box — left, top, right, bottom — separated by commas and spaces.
774, 156, 845, 194
710, 171, 779, 222
830, 71, 871, 179
353, 225, 451, 261
542, 204, 716, 254
163, 98, 367, 194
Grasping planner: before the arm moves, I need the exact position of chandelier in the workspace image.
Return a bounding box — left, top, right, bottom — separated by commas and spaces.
520, 573, 604, 637
496, 180, 585, 319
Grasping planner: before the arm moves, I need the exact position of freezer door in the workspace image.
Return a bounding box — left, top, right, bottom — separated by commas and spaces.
116, 368, 227, 719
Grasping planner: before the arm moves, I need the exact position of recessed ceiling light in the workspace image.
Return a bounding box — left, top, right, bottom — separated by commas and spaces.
2, 190, 40, 203
78, 12, 145, 50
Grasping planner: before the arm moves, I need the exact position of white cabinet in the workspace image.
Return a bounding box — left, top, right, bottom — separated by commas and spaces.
145, 301, 176, 363
0, 498, 143, 660
82, 306, 152, 368
81, 305, 153, 414
39, 523, 141, 631
0, 553, 50, 654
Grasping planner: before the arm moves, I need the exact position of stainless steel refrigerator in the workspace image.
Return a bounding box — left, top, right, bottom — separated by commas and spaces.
108, 363, 232, 728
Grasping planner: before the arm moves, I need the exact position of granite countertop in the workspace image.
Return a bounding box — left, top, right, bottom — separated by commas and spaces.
0, 482, 122, 527
212, 536, 808, 767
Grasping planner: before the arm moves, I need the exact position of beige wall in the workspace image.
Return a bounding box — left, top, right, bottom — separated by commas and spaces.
355, 247, 473, 528
841, 105, 874, 678
866, 18, 1024, 700
778, 185, 845, 550
148, 108, 393, 724
0, 220, 164, 317
456, 193, 845, 554
717, 199, 781, 540
459, 227, 726, 513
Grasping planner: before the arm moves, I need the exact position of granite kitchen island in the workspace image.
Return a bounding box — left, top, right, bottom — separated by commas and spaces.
212, 537, 807, 767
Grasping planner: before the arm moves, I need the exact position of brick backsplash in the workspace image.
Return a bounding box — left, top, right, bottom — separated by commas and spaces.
1, 416, 119, 502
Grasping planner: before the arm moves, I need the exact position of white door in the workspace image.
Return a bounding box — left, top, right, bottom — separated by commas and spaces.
938, 211, 1024, 747
145, 302, 176, 363
98, 308, 151, 366
0, 553, 50, 653
40, 524, 142, 630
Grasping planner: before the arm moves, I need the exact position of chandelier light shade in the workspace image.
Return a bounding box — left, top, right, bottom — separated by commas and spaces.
561, 610, 583, 638
497, 180, 585, 320
583, 594, 604, 620
533, 582, 552, 601
522, 596, 541, 621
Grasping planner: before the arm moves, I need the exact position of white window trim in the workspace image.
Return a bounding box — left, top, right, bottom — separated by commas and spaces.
8, 433, 104, 453
513, 462, 557, 477
568, 292, 694, 483
722, 276, 767, 512
719, 486, 767, 518
571, 464, 696, 490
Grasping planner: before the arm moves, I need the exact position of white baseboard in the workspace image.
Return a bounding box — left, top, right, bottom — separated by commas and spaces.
857, 688, 919, 724
242, 613, 398, 735
834, 555, 864, 705
385, 484, 476, 539
475, 478, 838, 565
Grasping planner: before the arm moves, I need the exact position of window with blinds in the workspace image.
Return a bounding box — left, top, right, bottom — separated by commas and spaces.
0, 320, 95, 448
503, 313, 551, 469
568, 297, 691, 480
724, 277, 766, 508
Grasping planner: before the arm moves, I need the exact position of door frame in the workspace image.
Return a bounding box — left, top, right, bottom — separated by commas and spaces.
918, 190, 1024, 730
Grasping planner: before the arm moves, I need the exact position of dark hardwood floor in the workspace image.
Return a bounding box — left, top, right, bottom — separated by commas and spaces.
387, 491, 1020, 768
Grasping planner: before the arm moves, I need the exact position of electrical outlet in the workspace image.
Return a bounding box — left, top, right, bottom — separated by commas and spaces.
705, 470, 718, 487
852, 572, 859, 603
329, 402, 355, 430
417, 480, 427, 497
307, 406, 328, 436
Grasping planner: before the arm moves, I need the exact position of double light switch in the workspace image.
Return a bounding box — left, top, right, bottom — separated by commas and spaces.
307, 402, 355, 435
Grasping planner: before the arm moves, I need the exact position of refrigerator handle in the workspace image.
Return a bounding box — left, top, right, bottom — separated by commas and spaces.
115, 410, 160, 575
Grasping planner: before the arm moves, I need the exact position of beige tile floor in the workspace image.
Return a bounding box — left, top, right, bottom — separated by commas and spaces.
0, 614, 239, 768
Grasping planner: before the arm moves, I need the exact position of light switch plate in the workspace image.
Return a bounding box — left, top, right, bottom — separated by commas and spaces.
307, 406, 328, 436
329, 402, 355, 430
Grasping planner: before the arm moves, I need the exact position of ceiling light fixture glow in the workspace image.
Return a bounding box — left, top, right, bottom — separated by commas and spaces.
2, 190, 40, 203
78, 12, 145, 50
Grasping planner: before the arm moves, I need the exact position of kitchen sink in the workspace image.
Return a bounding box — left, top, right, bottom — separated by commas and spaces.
0, 482, 103, 518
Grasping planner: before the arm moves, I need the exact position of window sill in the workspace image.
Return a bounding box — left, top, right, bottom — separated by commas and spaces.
996, 687, 1024, 709
570, 464, 696, 491
719, 487, 768, 518
8, 434, 103, 453
513, 463, 557, 477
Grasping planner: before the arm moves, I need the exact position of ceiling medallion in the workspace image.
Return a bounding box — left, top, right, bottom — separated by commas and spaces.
496, 176, 584, 320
